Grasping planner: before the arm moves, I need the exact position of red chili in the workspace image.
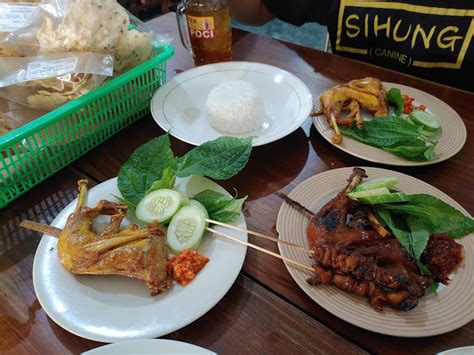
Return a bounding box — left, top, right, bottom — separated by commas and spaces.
401, 94, 416, 114
167, 249, 209, 286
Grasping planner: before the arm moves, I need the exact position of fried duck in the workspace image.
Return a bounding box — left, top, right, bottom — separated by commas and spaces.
320, 77, 388, 144
57, 180, 172, 295
279, 168, 463, 311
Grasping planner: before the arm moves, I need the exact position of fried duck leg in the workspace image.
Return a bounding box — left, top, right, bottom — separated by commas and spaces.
57, 179, 172, 295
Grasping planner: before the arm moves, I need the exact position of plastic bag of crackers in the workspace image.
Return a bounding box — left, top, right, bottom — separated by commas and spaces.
0, 0, 171, 136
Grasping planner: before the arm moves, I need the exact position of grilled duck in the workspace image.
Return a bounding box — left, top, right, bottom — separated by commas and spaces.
57, 180, 172, 295
320, 77, 388, 144
279, 168, 463, 311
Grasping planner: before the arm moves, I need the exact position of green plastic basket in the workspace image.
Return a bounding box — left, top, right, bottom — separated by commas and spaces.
0, 44, 174, 208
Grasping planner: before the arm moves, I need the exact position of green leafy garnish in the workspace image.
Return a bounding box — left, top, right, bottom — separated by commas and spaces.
118, 135, 175, 206
375, 208, 432, 275
176, 136, 253, 180
339, 116, 438, 161
192, 189, 247, 223
382, 194, 474, 238
146, 168, 176, 195
370, 187, 474, 276
386, 88, 404, 116
117, 135, 253, 210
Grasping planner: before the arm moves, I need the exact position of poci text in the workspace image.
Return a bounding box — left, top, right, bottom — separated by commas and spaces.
190, 29, 215, 39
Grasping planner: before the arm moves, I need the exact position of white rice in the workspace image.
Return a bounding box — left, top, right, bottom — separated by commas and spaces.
207, 80, 263, 135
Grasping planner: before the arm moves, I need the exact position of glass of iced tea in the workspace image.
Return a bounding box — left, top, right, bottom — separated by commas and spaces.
176, 0, 232, 66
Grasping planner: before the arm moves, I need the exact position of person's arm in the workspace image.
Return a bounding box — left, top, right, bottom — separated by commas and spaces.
228, 0, 274, 25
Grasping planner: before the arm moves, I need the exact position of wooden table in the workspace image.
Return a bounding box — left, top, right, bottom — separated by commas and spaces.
1, 13, 473, 354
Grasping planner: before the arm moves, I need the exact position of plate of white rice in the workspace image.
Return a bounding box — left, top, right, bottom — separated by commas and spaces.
150, 61, 313, 146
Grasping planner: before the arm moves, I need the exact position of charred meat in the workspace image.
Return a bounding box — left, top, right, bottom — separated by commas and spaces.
280, 168, 464, 311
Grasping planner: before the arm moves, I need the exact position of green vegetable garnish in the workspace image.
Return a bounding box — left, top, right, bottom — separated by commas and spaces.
176, 136, 253, 180
386, 88, 404, 116
382, 194, 474, 238
192, 189, 247, 223
362, 180, 474, 276
117, 134, 252, 211
118, 135, 175, 206
339, 116, 438, 161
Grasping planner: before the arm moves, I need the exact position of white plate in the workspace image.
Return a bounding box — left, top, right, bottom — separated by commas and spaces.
276, 167, 473, 337
33, 176, 247, 343
151, 61, 313, 146
313, 83, 467, 166
83, 339, 215, 354
438, 346, 474, 355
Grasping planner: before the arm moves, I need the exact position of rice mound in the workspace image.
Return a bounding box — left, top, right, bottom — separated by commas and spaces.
207, 80, 263, 135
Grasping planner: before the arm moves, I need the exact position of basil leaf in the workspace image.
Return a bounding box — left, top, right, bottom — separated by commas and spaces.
212, 196, 247, 223
339, 116, 438, 161
192, 189, 235, 214
383, 140, 431, 161
376, 209, 412, 253
386, 88, 404, 116
193, 189, 247, 223
376, 209, 432, 275
423, 144, 436, 161
118, 135, 176, 207
176, 136, 252, 180
430, 281, 440, 294
406, 216, 430, 261
340, 116, 420, 146
384, 194, 474, 238
146, 168, 176, 194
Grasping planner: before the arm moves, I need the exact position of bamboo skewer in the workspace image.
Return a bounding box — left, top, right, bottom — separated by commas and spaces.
207, 227, 315, 272
206, 218, 312, 253
20, 219, 316, 273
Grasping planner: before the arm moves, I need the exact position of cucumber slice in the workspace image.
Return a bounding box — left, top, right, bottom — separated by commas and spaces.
188, 199, 209, 227
167, 205, 207, 254
348, 187, 391, 199
409, 110, 440, 131
136, 189, 188, 224
356, 192, 410, 204
354, 177, 400, 192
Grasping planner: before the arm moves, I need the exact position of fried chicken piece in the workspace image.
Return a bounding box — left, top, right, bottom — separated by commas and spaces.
57, 179, 172, 295
320, 77, 389, 144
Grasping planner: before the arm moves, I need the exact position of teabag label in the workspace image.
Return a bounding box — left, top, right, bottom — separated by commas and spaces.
0, 4, 37, 32
25, 57, 78, 81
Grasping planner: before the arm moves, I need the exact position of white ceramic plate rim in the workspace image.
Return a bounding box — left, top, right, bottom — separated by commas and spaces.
276, 167, 473, 337
150, 61, 313, 147
83, 339, 216, 354
33, 176, 247, 343
438, 346, 474, 355
313, 82, 467, 166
